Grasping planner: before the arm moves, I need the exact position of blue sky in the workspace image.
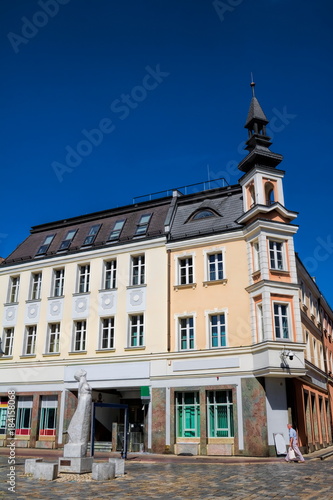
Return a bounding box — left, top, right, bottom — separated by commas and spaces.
0, 0, 332, 304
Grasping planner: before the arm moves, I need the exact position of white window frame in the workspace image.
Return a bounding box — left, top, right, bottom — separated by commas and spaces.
52, 268, 65, 297
269, 239, 285, 271
104, 260, 117, 290
130, 255, 145, 286
8, 276, 20, 303
78, 264, 90, 293
178, 316, 195, 350
178, 256, 194, 285
252, 241, 260, 272
30, 272, 42, 300
129, 314, 144, 347
47, 323, 60, 354
73, 320, 87, 352
24, 325, 37, 355
273, 302, 291, 340
208, 312, 227, 348
256, 303, 264, 342
206, 251, 224, 281
175, 391, 200, 438
100, 317, 115, 349
3, 328, 14, 356
207, 390, 234, 438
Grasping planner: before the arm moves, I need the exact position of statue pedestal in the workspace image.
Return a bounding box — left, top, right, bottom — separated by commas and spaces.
58, 456, 93, 474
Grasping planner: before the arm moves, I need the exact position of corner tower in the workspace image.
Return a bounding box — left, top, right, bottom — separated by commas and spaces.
238, 81, 297, 224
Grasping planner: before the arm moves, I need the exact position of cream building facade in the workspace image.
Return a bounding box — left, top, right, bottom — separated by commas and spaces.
1, 87, 332, 456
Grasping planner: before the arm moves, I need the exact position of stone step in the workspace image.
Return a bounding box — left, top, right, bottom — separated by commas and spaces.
87, 442, 112, 452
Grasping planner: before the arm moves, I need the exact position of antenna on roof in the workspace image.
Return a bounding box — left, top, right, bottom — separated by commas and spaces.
250, 72, 256, 97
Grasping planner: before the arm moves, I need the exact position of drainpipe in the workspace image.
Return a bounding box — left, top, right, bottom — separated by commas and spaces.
167, 249, 171, 352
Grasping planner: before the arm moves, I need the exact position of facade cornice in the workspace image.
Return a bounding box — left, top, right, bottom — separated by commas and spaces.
243, 218, 299, 237
236, 203, 298, 225
245, 279, 300, 294
0, 237, 167, 274
166, 230, 245, 250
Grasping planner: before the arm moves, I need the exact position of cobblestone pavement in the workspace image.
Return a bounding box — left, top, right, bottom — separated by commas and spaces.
0, 453, 333, 499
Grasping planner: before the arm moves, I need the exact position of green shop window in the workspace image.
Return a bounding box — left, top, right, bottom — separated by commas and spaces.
176, 392, 200, 438
207, 390, 234, 438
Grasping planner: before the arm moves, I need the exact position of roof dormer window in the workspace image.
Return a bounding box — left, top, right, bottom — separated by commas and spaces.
58, 229, 76, 251
191, 209, 216, 221
108, 219, 126, 241
36, 234, 55, 256
135, 214, 152, 236
82, 224, 101, 246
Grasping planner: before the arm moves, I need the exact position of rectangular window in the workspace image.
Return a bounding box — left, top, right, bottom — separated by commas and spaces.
82, 224, 101, 246
52, 268, 65, 297
78, 264, 90, 293
207, 390, 234, 438
100, 317, 115, 349
179, 257, 193, 285
16, 396, 33, 436
8, 276, 20, 303
253, 241, 260, 272
210, 314, 226, 348
24, 325, 37, 355
176, 392, 200, 438
39, 396, 58, 437
269, 240, 284, 270
108, 219, 126, 241
47, 323, 60, 353
104, 260, 117, 289
208, 253, 223, 281
257, 303, 264, 342
179, 317, 194, 350
135, 214, 152, 236
36, 234, 55, 255
129, 314, 144, 347
131, 255, 145, 286
3, 328, 14, 356
58, 229, 76, 251
0, 398, 8, 434
30, 272, 42, 300
73, 320, 86, 352
274, 303, 290, 339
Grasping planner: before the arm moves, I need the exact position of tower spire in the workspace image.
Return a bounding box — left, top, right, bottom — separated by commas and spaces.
238, 82, 283, 173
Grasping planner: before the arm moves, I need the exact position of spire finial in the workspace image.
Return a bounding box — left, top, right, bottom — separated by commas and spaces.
250, 73, 256, 97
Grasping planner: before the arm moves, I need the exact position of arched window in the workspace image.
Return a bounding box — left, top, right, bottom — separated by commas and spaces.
191, 210, 216, 221
265, 182, 275, 206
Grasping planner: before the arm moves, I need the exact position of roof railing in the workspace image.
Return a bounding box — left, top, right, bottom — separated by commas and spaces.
133, 177, 229, 204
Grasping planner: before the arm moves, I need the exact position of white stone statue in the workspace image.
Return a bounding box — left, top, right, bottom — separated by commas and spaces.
65, 369, 92, 458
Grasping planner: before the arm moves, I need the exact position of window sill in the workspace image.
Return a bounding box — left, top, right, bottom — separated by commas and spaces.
174, 283, 197, 291
72, 292, 90, 297
68, 351, 87, 355
48, 296, 64, 300
25, 299, 41, 304
270, 269, 290, 276
95, 349, 116, 353
4, 302, 18, 307
203, 279, 228, 287
42, 352, 60, 356
127, 284, 147, 289
99, 288, 117, 293
19, 354, 36, 358
124, 346, 146, 351
0, 356, 13, 360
